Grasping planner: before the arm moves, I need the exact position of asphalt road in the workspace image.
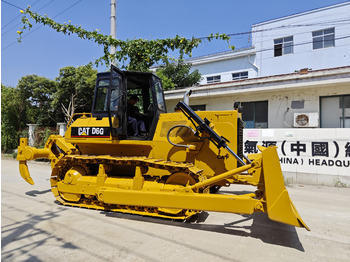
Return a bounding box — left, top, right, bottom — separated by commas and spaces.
2, 158, 350, 262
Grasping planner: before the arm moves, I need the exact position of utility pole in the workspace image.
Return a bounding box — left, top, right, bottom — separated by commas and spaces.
110, 0, 117, 65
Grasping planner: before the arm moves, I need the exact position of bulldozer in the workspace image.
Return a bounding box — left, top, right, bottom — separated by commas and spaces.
17, 65, 309, 230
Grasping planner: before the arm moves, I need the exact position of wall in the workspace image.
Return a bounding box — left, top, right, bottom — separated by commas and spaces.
165, 79, 350, 128
192, 55, 258, 85
258, 84, 349, 128
243, 128, 350, 187
253, 3, 350, 77
183, 3, 350, 85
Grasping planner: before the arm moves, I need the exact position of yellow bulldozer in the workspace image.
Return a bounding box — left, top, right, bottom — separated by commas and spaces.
17, 66, 309, 230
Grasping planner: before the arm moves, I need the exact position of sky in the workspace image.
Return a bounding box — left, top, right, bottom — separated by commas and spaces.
1, 0, 349, 87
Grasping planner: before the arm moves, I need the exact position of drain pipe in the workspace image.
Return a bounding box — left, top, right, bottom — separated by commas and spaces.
248, 55, 259, 76
183, 89, 192, 105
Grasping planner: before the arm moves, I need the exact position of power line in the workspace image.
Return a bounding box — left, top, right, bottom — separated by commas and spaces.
2, 14, 23, 30
2, 2, 349, 54
193, 18, 350, 55
2, 0, 55, 36
1, 0, 24, 10
52, 0, 81, 19
2, 0, 82, 51
190, 34, 350, 61
197, 18, 350, 41
242, 20, 350, 46
2, 1, 41, 31
1, 15, 22, 31
258, 34, 350, 57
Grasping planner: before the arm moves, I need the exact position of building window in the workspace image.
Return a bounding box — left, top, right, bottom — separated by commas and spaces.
207, 75, 221, 84
241, 101, 268, 128
190, 104, 206, 111
274, 36, 293, 57
320, 95, 350, 128
312, 28, 335, 50
232, 71, 248, 80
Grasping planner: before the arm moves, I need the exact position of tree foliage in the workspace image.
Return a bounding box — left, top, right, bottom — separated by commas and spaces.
1, 76, 56, 152
4, 6, 237, 151
1, 85, 22, 152
154, 71, 175, 91
18, 7, 234, 71
52, 64, 97, 121
1, 64, 97, 152
17, 75, 57, 126
156, 60, 202, 90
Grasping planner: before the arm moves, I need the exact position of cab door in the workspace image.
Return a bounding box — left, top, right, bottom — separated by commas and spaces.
147, 75, 167, 138
92, 65, 127, 138
108, 65, 127, 137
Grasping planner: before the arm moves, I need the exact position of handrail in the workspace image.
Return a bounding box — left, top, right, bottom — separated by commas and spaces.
166, 124, 196, 149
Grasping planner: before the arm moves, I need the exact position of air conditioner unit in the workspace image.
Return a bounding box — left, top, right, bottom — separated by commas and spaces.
294, 113, 319, 128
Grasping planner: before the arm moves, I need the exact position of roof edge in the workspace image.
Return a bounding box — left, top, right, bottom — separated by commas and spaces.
165, 66, 350, 95
252, 2, 350, 27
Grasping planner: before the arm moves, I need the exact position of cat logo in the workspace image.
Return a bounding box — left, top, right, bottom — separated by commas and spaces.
71, 127, 110, 138
78, 127, 90, 136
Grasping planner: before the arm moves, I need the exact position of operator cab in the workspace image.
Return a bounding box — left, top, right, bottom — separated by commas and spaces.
91, 65, 166, 140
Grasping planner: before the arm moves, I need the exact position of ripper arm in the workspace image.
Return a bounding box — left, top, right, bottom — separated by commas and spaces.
17, 136, 77, 185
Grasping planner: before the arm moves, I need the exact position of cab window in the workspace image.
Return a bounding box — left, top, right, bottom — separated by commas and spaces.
155, 82, 165, 111
94, 79, 109, 111
93, 77, 121, 112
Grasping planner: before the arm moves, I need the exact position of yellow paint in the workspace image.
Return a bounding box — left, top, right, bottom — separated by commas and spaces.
16, 109, 309, 230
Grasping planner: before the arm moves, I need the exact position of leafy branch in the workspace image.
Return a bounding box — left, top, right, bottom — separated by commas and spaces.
17, 7, 235, 71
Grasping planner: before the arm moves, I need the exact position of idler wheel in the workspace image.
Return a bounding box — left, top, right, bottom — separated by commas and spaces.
59, 165, 86, 202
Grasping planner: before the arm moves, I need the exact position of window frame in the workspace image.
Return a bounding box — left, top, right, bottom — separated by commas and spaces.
274, 36, 294, 57
241, 100, 268, 128
312, 28, 335, 50
320, 94, 350, 128
232, 71, 248, 80
206, 75, 221, 84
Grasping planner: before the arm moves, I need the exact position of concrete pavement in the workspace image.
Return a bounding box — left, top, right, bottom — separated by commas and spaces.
2, 158, 350, 261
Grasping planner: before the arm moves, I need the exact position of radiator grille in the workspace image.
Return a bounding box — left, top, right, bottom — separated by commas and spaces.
237, 118, 244, 166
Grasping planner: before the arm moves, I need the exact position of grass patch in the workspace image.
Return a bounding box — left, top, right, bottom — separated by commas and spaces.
334, 178, 347, 188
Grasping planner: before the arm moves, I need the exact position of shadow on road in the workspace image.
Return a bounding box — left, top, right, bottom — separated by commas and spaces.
19, 186, 305, 252
101, 210, 304, 251
25, 189, 51, 197
1, 205, 78, 261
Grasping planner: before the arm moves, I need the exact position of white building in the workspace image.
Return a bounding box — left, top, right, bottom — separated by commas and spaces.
189, 2, 350, 85
254, 2, 350, 77
164, 2, 350, 186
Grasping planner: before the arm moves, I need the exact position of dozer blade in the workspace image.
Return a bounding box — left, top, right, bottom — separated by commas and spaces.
261, 146, 310, 231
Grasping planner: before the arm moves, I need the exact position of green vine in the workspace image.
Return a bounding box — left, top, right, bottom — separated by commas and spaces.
17, 7, 235, 71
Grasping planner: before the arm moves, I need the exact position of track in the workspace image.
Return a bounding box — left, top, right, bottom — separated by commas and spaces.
50, 155, 206, 220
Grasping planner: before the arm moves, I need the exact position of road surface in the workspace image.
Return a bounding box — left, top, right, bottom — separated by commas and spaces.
2, 158, 350, 261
